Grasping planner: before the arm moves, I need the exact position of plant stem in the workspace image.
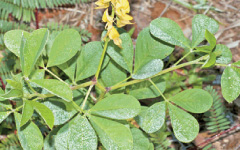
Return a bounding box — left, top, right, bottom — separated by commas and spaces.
71, 101, 83, 113
81, 85, 94, 110
71, 81, 93, 90
95, 82, 106, 92
25, 79, 37, 94
172, 51, 192, 66
149, 79, 168, 101
114, 76, 132, 86
196, 62, 229, 67
110, 56, 206, 91
95, 39, 109, 80
44, 67, 68, 85
97, 91, 106, 102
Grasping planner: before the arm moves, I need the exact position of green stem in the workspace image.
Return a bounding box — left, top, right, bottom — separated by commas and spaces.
110, 56, 206, 91
172, 51, 192, 66
196, 62, 229, 67
98, 91, 106, 102
71, 81, 93, 90
71, 101, 83, 113
81, 85, 94, 110
149, 79, 168, 101
95, 82, 106, 92
24, 79, 37, 94
95, 39, 109, 80
114, 75, 132, 86
44, 67, 68, 85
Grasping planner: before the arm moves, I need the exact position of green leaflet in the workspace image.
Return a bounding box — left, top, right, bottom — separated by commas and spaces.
214, 44, 232, 64
150, 18, 190, 48
100, 60, 127, 87
90, 94, 141, 120
43, 98, 78, 125
57, 53, 78, 82
89, 115, 133, 150
131, 128, 151, 150
30, 101, 54, 129
135, 102, 166, 133
106, 29, 134, 73
76, 41, 109, 81
4, 30, 28, 57
54, 115, 98, 150
168, 103, 199, 143
134, 27, 174, 74
6, 79, 22, 90
205, 30, 216, 50
47, 29, 81, 67
221, 66, 240, 103
30, 79, 72, 102
23, 29, 49, 76
0, 89, 23, 100
132, 59, 163, 79
201, 53, 216, 68
191, 14, 219, 48
129, 76, 166, 99
20, 100, 34, 127
0, 111, 11, 124
169, 89, 213, 113
17, 29, 49, 77
29, 69, 45, 80
14, 112, 43, 150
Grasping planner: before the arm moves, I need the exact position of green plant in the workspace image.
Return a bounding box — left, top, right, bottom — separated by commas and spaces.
0, 0, 90, 22
0, 0, 238, 149
204, 86, 231, 133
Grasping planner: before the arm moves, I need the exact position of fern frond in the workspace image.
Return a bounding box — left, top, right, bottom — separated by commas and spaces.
204, 86, 231, 133
0, 133, 22, 150
0, 0, 91, 22
0, 20, 30, 33
0, 1, 35, 22
0, 62, 11, 86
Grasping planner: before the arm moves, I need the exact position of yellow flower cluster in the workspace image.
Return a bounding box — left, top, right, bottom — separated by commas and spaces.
95, 0, 133, 48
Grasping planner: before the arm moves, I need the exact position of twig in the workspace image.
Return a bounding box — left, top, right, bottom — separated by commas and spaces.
34, 8, 39, 29
0, 77, 5, 90
159, 0, 173, 18
197, 123, 240, 147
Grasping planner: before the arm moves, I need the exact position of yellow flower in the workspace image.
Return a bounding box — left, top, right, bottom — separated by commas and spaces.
115, 0, 133, 27
102, 9, 114, 29
108, 27, 122, 48
102, 9, 122, 48
95, 0, 111, 9
95, 0, 132, 48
